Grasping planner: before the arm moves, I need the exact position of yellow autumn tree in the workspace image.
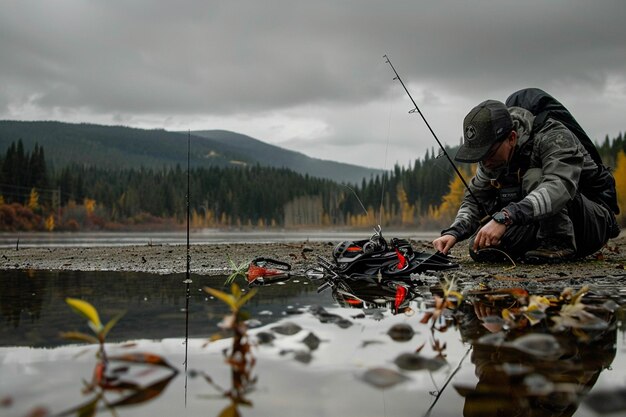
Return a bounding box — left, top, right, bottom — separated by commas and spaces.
45, 214, 55, 232
84, 198, 96, 216
191, 209, 202, 228
432, 166, 476, 224
614, 150, 626, 226
28, 188, 40, 210
396, 183, 415, 225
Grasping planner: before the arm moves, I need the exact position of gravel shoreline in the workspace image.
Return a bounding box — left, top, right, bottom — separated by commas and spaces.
3, 232, 625, 287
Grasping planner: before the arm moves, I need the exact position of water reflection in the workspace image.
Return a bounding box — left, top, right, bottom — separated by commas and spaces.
323, 276, 623, 416
1, 269, 625, 417
0, 269, 325, 347
56, 351, 179, 417
0, 269, 47, 328
456, 289, 618, 417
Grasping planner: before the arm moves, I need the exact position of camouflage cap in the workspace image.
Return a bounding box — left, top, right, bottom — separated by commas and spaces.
455, 100, 513, 163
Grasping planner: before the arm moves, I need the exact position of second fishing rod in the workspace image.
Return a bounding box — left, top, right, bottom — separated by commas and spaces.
383, 55, 490, 221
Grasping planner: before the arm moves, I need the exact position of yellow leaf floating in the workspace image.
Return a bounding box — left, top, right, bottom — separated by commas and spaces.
66, 298, 102, 331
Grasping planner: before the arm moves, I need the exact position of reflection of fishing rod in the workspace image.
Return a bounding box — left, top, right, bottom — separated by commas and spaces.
183, 130, 192, 406
423, 345, 472, 417
383, 55, 490, 219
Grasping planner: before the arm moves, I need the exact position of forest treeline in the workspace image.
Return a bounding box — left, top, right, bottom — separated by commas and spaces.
1, 132, 625, 232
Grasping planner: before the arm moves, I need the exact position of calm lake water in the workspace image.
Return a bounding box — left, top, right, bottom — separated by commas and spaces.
1, 269, 625, 417
0, 230, 439, 248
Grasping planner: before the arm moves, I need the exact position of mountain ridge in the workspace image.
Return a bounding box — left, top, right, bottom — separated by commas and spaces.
0, 120, 383, 184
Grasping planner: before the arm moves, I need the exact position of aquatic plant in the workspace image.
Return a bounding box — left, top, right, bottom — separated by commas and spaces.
201, 283, 258, 413
421, 275, 463, 331
224, 257, 249, 285
60, 298, 125, 362
59, 298, 177, 415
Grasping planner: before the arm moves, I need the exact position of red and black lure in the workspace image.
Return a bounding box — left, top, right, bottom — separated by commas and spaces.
246, 257, 292, 285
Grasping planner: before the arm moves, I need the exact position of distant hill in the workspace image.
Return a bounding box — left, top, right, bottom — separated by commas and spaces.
190, 130, 382, 184
0, 121, 383, 184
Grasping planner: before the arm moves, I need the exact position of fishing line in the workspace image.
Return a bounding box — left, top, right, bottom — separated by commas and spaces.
343, 184, 369, 218
378, 97, 394, 227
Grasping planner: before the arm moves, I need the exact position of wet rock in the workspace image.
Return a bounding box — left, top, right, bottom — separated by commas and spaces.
335, 318, 353, 329
584, 387, 626, 414
270, 322, 302, 335
601, 299, 619, 312
500, 363, 532, 376
387, 323, 414, 342
309, 305, 328, 316
553, 308, 610, 331
508, 333, 562, 360
293, 350, 313, 364
317, 312, 344, 324
523, 373, 555, 396
360, 367, 409, 389
301, 332, 321, 350
361, 340, 384, 348
255, 331, 276, 345
394, 353, 446, 371
245, 319, 263, 328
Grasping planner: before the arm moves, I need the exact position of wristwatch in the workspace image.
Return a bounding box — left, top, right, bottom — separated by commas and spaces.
492, 210, 512, 226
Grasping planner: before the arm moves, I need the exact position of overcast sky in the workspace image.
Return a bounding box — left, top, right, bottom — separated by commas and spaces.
1, 1, 625, 169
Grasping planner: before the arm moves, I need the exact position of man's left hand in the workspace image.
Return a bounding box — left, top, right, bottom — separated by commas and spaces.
472, 220, 507, 252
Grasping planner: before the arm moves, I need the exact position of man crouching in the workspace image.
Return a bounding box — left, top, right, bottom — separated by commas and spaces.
432, 95, 620, 264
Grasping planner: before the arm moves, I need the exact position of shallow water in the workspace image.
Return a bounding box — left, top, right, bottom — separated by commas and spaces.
1, 270, 625, 417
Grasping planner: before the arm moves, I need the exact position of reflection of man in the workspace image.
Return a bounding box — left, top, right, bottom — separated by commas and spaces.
456, 300, 617, 417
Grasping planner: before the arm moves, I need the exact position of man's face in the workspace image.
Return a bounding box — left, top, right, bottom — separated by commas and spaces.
481, 132, 514, 170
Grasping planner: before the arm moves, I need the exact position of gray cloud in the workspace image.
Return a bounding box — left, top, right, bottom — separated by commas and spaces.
1, 0, 624, 167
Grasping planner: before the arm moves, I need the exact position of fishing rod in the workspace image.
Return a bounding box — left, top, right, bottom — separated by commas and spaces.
183, 130, 192, 406
383, 55, 490, 219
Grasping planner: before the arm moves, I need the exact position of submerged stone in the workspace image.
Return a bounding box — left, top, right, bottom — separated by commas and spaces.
301, 332, 321, 350
394, 352, 446, 371
293, 350, 313, 364
360, 367, 409, 389
335, 318, 353, 329
270, 322, 302, 335
523, 373, 555, 396
508, 333, 562, 360
316, 312, 344, 324
387, 323, 414, 342
584, 388, 626, 414
255, 331, 276, 345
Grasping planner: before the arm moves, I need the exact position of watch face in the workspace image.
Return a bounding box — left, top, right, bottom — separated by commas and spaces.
493, 212, 505, 224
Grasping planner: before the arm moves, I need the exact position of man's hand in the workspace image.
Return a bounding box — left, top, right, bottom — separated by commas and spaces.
472, 220, 507, 252
473, 301, 503, 333
432, 234, 457, 254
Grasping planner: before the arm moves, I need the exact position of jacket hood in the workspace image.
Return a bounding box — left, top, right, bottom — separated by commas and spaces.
509, 106, 535, 148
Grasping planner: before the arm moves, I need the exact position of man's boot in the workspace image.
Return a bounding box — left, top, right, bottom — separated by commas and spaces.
523, 241, 576, 264
523, 209, 576, 264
